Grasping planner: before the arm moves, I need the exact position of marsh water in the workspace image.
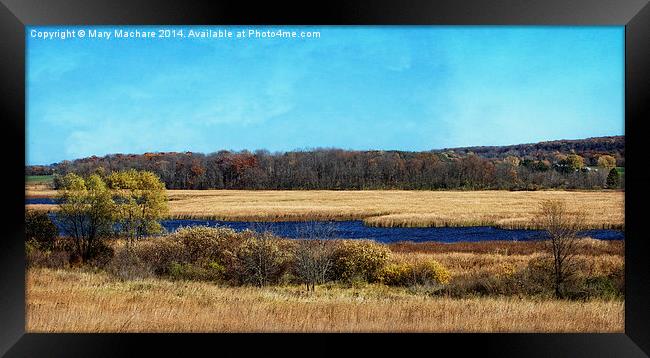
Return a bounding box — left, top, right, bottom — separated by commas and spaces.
157, 219, 623, 243
30, 197, 623, 243
26, 197, 59, 205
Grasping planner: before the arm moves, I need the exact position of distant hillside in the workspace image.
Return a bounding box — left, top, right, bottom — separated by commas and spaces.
434, 136, 624, 166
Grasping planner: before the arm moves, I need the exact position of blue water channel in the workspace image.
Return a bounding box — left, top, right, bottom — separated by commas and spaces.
157, 219, 623, 243
26, 197, 60, 205
30, 197, 624, 243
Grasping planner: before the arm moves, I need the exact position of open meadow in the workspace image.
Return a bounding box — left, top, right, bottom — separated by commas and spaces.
26, 188, 624, 229
27, 266, 623, 333
24, 178, 625, 333
26, 237, 624, 333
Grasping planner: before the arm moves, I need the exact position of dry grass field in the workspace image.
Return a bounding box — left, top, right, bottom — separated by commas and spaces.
27, 268, 623, 333
388, 238, 624, 256
25, 189, 624, 229
390, 239, 623, 280
25, 185, 624, 332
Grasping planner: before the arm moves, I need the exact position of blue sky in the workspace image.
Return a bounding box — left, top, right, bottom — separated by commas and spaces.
26, 26, 624, 165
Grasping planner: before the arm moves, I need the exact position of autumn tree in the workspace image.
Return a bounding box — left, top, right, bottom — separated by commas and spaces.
57, 173, 115, 263
495, 157, 520, 188
534, 200, 586, 299
557, 154, 584, 173
504, 155, 520, 167
597, 155, 617, 170
106, 169, 169, 246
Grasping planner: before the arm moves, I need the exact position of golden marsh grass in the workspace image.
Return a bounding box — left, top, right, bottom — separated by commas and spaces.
26, 189, 624, 229
27, 268, 623, 333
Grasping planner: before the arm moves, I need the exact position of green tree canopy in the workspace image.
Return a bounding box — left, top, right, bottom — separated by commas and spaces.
56, 170, 169, 261
57, 173, 115, 262
25, 209, 58, 250
106, 169, 168, 244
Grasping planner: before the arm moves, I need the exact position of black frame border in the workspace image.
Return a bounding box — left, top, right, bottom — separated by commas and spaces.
1, 0, 649, 356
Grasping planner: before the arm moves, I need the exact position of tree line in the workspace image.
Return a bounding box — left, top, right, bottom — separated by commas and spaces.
442, 135, 624, 164
27, 136, 624, 190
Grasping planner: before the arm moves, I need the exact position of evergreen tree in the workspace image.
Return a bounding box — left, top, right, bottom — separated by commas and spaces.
606, 168, 620, 189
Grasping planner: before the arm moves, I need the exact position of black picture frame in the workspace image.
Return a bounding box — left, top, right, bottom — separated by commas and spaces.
2, 0, 649, 356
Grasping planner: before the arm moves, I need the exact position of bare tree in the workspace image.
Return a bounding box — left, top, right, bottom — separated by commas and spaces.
534, 200, 586, 298
236, 231, 285, 287
294, 222, 337, 291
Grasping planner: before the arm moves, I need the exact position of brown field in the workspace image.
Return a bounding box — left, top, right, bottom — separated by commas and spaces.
27, 268, 623, 333
25, 189, 624, 229
387, 239, 623, 280
388, 238, 624, 256
400, 251, 622, 279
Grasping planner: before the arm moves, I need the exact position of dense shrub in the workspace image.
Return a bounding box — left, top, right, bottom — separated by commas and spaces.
522, 255, 556, 296
446, 272, 505, 297
35, 237, 113, 269
168, 261, 225, 282
234, 232, 294, 287
133, 237, 187, 275
576, 276, 622, 300
24, 216, 72, 268
560, 256, 624, 300
522, 255, 624, 299
331, 240, 391, 283
166, 226, 250, 281
293, 239, 336, 291
415, 260, 451, 285
25, 210, 59, 250
445, 257, 559, 298
378, 259, 450, 287
443, 254, 624, 300
378, 262, 413, 286
131, 226, 293, 284
54, 237, 77, 253
86, 241, 115, 268
25, 241, 70, 269
106, 248, 153, 281
170, 226, 244, 264
609, 263, 625, 296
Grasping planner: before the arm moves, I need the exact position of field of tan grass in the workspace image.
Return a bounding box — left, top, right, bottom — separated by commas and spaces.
25, 189, 624, 229
395, 251, 622, 278
27, 268, 623, 333
388, 238, 624, 256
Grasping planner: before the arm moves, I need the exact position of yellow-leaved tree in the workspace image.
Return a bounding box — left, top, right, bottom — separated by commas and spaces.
106, 169, 169, 246
57, 173, 115, 263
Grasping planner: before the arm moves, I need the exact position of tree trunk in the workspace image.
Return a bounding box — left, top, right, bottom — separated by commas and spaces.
554, 256, 563, 299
